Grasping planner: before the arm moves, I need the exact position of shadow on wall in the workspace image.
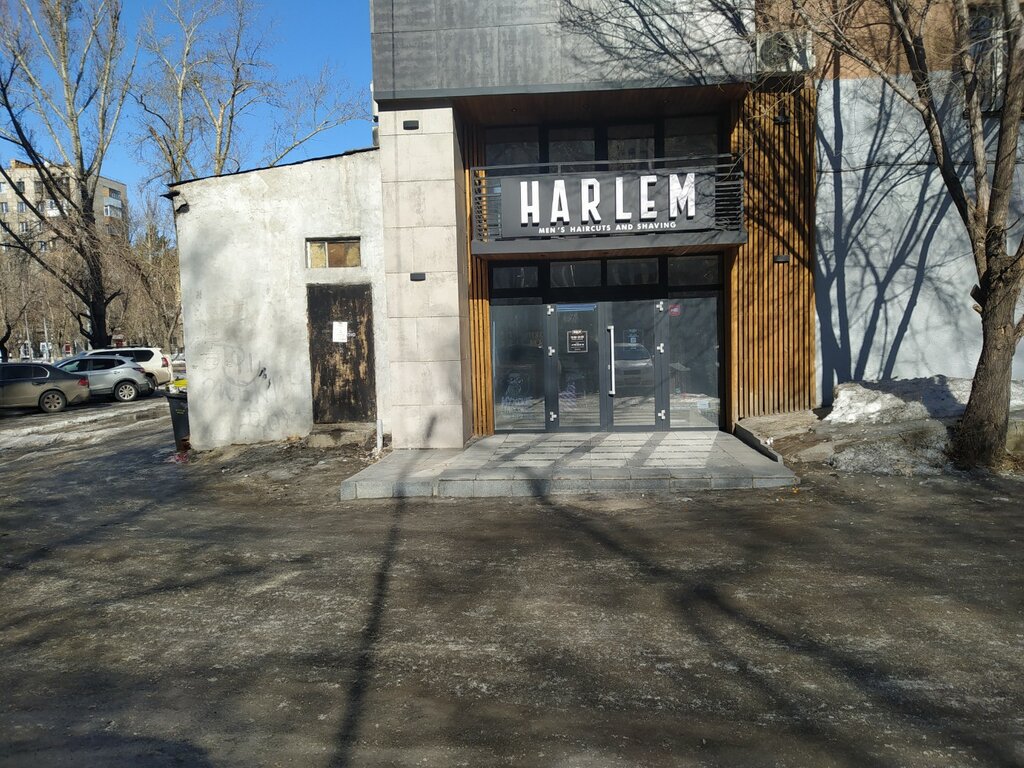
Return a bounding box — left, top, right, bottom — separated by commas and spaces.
815, 70, 1024, 403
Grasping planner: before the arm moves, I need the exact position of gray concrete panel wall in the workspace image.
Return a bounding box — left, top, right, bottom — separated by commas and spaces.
816, 76, 1024, 404
174, 152, 387, 449
371, 0, 754, 100
379, 106, 472, 449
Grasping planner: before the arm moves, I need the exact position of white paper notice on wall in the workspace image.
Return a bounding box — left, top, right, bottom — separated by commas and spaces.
332, 321, 348, 343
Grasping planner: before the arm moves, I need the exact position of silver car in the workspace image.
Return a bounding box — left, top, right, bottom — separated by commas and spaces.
56, 355, 153, 402
0, 363, 90, 412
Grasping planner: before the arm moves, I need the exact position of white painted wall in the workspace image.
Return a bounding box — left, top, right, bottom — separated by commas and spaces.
174, 150, 387, 449
816, 76, 1024, 404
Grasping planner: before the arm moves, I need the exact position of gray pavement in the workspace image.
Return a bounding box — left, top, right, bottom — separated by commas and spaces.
2, 417, 1024, 767
341, 430, 796, 499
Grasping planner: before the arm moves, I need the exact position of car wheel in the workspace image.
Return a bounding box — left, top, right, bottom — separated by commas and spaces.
144, 373, 159, 394
114, 381, 139, 403
39, 390, 67, 413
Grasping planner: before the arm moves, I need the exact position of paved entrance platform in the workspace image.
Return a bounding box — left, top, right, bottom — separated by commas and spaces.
340, 431, 797, 499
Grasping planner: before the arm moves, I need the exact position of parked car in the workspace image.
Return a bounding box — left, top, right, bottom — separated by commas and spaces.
170, 351, 186, 376
0, 362, 90, 413
55, 355, 152, 402
613, 343, 655, 390
80, 347, 173, 388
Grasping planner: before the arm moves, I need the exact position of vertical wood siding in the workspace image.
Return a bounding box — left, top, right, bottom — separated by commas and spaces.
462, 124, 494, 436
729, 87, 817, 422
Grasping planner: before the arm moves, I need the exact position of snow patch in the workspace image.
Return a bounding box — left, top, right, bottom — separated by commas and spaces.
826, 376, 1024, 425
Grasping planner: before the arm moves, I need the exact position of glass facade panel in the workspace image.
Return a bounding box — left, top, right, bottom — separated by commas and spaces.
550, 260, 601, 288
492, 266, 539, 290
667, 296, 720, 428
664, 116, 719, 158
607, 124, 655, 166
485, 127, 540, 167
548, 127, 596, 166
492, 305, 546, 431
668, 255, 720, 286
607, 258, 658, 286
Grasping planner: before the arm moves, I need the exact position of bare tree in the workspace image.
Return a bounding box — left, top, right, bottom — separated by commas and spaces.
561, 0, 1024, 467
782, 0, 1024, 466
0, 0, 135, 349
135, 0, 366, 185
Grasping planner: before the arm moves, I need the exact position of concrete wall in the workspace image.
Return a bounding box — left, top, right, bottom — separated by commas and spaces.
378, 107, 473, 448
174, 151, 387, 449
370, 0, 754, 100
816, 76, 1024, 404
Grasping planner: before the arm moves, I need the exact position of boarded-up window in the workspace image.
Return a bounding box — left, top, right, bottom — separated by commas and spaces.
307, 238, 360, 268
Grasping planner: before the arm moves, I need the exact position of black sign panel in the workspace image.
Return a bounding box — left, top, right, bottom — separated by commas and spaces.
498, 169, 716, 239
566, 329, 589, 353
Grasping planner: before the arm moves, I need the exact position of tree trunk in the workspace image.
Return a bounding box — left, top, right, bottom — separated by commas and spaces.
953, 282, 1019, 466
86, 297, 113, 349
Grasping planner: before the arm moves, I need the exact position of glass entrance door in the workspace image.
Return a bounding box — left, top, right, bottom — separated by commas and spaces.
542, 301, 667, 431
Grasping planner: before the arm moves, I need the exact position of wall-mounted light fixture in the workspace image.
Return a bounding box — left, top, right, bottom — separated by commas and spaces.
402, 120, 419, 130
773, 253, 791, 264
410, 272, 426, 281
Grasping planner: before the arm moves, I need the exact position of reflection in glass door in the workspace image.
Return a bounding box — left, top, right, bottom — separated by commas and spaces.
608, 301, 662, 428
554, 304, 603, 429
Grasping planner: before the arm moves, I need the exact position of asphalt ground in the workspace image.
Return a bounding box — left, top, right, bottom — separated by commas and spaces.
1, 417, 1023, 767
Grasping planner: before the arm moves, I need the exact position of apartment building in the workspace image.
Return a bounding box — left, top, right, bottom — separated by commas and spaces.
0, 159, 128, 251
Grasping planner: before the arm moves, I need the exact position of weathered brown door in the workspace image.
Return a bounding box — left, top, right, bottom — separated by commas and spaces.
307, 284, 376, 423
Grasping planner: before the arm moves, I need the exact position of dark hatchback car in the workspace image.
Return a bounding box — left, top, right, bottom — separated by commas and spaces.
0, 362, 90, 413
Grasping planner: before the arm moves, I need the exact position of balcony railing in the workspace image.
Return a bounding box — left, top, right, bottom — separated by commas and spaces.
471, 154, 743, 246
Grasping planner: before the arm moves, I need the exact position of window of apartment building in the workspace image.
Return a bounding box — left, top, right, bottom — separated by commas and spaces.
0, 202, 7, 214
37, 241, 46, 252
307, 238, 360, 268
33, 181, 43, 196
18, 221, 30, 233
16, 201, 27, 213
15, 180, 24, 193
107, 187, 122, 200
971, 6, 1005, 111
0, 181, 5, 193
103, 204, 122, 219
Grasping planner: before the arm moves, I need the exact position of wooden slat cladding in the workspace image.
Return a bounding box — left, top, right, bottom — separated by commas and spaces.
729, 87, 817, 422
460, 122, 494, 436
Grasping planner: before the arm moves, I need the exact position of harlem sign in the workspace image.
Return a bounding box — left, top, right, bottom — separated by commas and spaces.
497, 169, 716, 239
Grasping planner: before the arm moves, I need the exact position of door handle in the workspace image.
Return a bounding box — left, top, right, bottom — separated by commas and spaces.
607, 325, 616, 396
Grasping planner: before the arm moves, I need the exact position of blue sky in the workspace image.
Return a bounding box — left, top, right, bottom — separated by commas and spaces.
100, 0, 375, 192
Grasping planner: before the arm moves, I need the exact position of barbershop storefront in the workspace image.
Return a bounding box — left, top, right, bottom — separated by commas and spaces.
466, 119, 750, 435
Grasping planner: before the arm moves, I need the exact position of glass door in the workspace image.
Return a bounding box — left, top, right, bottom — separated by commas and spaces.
550, 303, 604, 429
607, 301, 664, 428
544, 301, 668, 431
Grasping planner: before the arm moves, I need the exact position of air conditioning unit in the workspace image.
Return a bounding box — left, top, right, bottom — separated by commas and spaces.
755, 30, 816, 73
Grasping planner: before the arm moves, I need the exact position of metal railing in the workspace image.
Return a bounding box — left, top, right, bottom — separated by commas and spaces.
471, 153, 743, 243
